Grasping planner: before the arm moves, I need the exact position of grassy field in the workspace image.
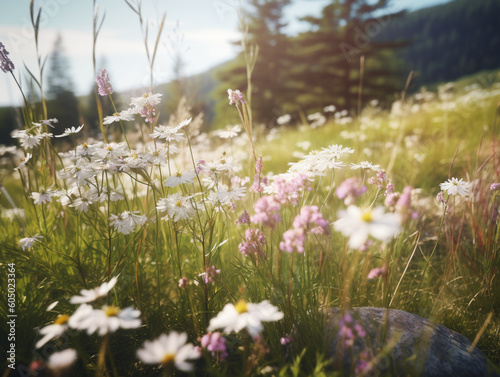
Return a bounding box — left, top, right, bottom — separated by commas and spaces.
1, 64, 500, 377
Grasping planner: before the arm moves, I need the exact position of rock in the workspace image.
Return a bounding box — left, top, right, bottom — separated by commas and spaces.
326, 307, 499, 377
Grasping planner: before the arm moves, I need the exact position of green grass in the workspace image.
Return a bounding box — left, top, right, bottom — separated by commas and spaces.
1, 71, 500, 376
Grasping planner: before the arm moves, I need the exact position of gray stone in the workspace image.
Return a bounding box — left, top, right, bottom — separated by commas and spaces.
326, 307, 500, 377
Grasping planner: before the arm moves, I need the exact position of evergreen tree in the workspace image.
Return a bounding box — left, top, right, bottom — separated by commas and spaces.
216, 0, 293, 126
293, 0, 407, 113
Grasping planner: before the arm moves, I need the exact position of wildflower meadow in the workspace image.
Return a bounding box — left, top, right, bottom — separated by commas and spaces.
1, 1, 500, 376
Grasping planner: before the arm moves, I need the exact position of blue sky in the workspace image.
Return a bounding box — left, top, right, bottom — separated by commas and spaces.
0, 0, 451, 106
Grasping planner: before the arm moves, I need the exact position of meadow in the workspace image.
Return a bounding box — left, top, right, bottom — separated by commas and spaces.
1, 3, 500, 376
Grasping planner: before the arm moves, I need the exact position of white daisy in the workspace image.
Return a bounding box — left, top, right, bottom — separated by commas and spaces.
333, 205, 401, 249
157, 193, 197, 222
69, 277, 118, 304
350, 161, 381, 171
55, 124, 85, 138
103, 109, 135, 125
214, 125, 241, 139
130, 92, 162, 110
137, 331, 201, 371
109, 211, 147, 235
72, 305, 141, 336
47, 349, 77, 372
439, 178, 472, 197
36, 314, 70, 348
208, 300, 283, 337
11, 130, 43, 149
14, 153, 32, 170
164, 171, 196, 187
19, 235, 43, 251
30, 189, 54, 205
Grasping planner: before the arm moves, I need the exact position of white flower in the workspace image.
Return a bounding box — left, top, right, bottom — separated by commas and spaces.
164, 171, 196, 187
19, 235, 43, 250
11, 130, 43, 149
215, 185, 246, 204
208, 300, 283, 337
30, 189, 54, 205
69, 304, 140, 335
277, 114, 291, 125
439, 178, 471, 197
157, 193, 197, 222
214, 125, 241, 139
14, 153, 32, 170
333, 205, 401, 249
130, 92, 162, 110
350, 161, 381, 171
324, 105, 336, 113
55, 124, 85, 138
103, 109, 135, 125
137, 331, 201, 371
36, 314, 70, 348
109, 211, 147, 235
47, 349, 77, 371
69, 277, 118, 304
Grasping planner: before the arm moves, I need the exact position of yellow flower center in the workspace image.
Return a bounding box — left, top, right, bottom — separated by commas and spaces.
161, 353, 175, 364
235, 300, 248, 314
175, 201, 183, 207
113, 112, 120, 116
104, 306, 121, 317
54, 314, 70, 325
361, 211, 373, 223
175, 172, 182, 177
143, 93, 148, 98
107, 145, 113, 151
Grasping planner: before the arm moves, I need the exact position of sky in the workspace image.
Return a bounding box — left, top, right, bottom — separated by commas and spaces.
0, 0, 451, 107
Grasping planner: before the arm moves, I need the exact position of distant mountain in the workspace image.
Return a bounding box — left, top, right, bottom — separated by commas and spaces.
377, 0, 500, 88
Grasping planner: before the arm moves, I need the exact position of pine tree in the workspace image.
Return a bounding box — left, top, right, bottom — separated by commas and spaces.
292, 0, 407, 113
216, 0, 293, 126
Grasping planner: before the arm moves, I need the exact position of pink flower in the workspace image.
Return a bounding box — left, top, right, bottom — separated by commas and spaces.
238, 228, 266, 257
384, 192, 400, 209
367, 266, 387, 279
292, 206, 330, 236
200, 332, 228, 359
335, 178, 367, 205
250, 196, 281, 229
178, 277, 188, 288
199, 265, 220, 285
279, 228, 306, 253
436, 191, 447, 204
96, 69, 112, 96
271, 173, 311, 206
251, 156, 267, 192
490, 183, 500, 191
227, 89, 245, 105
397, 186, 412, 208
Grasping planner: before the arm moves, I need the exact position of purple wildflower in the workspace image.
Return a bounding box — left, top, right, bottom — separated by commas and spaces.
199, 265, 220, 285
0, 43, 14, 73
178, 277, 189, 288
335, 177, 367, 205
236, 210, 250, 225
200, 332, 228, 360
436, 191, 447, 204
490, 183, 500, 191
227, 89, 245, 105
279, 228, 306, 253
367, 266, 387, 279
238, 228, 266, 257
250, 196, 281, 229
95, 69, 112, 96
